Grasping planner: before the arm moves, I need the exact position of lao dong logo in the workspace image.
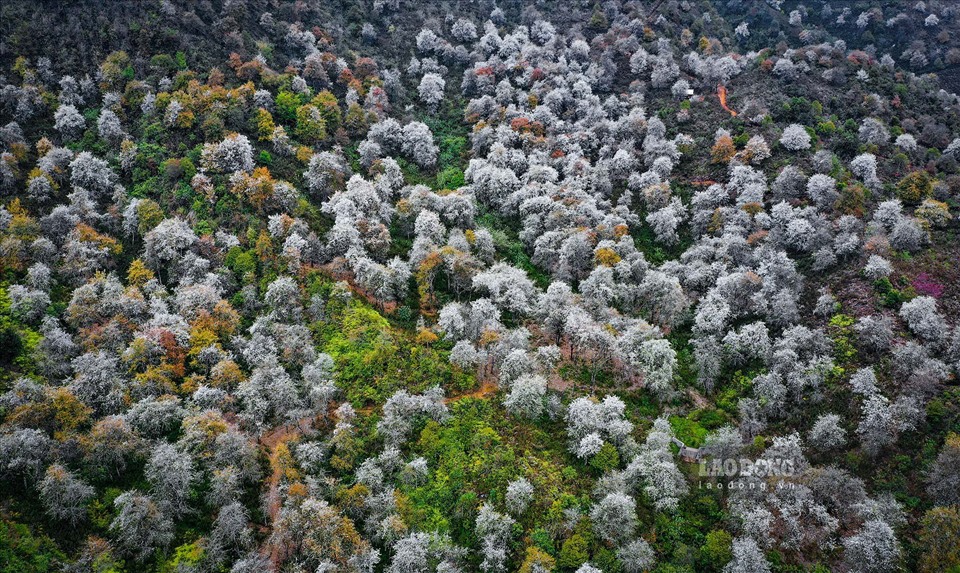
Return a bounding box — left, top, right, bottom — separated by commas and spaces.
697, 457, 796, 490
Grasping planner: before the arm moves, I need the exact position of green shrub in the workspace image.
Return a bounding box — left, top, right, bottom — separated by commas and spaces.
0, 521, 65, 573
590, 442, 621, 473
558, 534, 589, 569
699, 529, 733, 571
896, 170, 933, 204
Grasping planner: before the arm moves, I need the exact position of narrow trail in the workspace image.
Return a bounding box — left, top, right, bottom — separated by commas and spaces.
444, 380, 499, 403
257, 415, 316, 567
687, 387, 711, 409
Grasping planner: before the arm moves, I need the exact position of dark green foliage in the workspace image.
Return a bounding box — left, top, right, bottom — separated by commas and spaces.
0, 315, 22, 366
0, 521, 64, 573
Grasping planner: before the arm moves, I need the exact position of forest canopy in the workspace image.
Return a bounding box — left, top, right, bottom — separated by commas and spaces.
1, 1, 960, 572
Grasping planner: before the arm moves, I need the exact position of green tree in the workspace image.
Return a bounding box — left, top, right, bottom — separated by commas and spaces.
275, 90, 301, 123
699, 529, 733, 571
135, 199, 164, 235
590, 442, 620, 473
896, 170, 933, 203
588, 4, 608, 29
255, 107, 276, 141
520, 546, 556, 573
295, 104, 327, 144
918, 507, 960, 573
558, 534, 589, 569
311, 90, 341, 132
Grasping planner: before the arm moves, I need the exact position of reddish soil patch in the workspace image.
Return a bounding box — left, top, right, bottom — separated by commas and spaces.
548, 373, 575, 392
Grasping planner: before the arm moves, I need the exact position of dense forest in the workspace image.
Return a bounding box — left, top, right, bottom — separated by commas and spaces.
1, 1, 960, 572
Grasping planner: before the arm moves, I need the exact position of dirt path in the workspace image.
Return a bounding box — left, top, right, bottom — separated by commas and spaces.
687, 387, 711, 409
257, 415, 316, 567
548, 372, 574, 391
444, 380, 499, 403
